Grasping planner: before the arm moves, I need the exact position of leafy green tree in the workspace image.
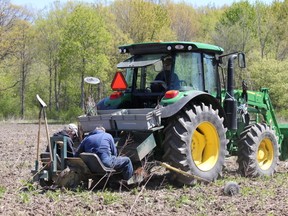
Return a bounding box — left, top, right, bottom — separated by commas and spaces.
166, 2, 199, 41
254, 2, 276, 58
271, 0, 288, 60
0, 59, 20, 118
213, 1, 256, 54
35, 2, 71, 112
59, 4, 112, 110
110, 0, 174, 42
249, 55, 288, 115
197, 5, 226, 43
16, 20, 35, 118
0, 0, 28, 61
0, 1, 34, 118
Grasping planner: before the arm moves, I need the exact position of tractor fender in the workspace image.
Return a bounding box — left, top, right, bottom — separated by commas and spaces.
160, 91, 227, 126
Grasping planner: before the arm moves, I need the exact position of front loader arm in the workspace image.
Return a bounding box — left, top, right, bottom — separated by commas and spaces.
246, 88, 283, 144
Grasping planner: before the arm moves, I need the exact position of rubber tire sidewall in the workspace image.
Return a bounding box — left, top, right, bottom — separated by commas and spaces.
163, 104, 227, 185
237, 123, 279, 177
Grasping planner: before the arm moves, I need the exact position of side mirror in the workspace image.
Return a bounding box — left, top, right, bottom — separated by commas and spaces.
238, 53, 246, 68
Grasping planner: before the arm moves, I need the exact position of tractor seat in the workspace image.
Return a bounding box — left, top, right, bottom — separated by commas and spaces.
79, 152, 116, 174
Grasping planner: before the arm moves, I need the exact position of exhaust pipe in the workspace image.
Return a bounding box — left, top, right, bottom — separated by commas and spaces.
224, 54, 237, 130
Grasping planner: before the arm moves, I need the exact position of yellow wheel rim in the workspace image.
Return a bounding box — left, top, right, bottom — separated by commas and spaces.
191, 122, 220, 171
257, 138, 274, 170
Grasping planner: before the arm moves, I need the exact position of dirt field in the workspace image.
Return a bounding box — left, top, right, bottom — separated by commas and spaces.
1, 122, 288, 216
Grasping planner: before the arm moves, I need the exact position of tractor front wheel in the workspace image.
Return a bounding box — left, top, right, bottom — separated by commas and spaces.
237, 123, 279, 177
162, 103, 228, 185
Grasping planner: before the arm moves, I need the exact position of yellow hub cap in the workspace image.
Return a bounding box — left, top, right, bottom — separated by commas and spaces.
257, 138, 274, 170
191, 122, 219, 171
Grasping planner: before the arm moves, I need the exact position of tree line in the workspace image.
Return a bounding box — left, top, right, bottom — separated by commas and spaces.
0, 0, 288, 121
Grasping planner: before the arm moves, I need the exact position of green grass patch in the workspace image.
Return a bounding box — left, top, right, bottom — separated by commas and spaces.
175, 194, 191, 208
0, 185, 6, 199
98, 190, 121, 205
45, 190, 62, 202
19, 192, 31, 204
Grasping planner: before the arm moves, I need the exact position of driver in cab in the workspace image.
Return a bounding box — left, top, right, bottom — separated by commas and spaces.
151, 57, 180, 92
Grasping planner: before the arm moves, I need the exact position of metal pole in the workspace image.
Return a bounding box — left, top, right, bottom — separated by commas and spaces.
159, 162, 210, 183
43, 108, 53, 162
35, 107, 43, 171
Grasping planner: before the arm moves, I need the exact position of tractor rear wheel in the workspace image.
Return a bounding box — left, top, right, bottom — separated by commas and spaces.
162, 103, 228, 185
237, 123, 279, 177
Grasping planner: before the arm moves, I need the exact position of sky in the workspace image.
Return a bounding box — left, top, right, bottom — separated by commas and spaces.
10, 0, 278, 10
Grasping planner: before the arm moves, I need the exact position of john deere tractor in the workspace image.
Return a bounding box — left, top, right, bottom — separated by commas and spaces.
34, 41, 288, 187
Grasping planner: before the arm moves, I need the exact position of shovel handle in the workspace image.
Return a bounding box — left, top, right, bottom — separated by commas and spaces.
35, 108, 42, 170
36, 94, 47, 108
43, 109, 53, 162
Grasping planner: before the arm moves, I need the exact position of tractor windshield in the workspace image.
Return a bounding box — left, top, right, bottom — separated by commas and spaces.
174, 52, 218, 95
118, 52, 219, 96
118, 54, 168, 92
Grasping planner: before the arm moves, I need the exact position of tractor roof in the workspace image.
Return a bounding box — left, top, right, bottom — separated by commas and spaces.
118, 41, 224, 55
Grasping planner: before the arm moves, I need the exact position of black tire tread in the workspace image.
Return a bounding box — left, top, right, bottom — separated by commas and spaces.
237, 123, 279, 177
162, 103, 228, 185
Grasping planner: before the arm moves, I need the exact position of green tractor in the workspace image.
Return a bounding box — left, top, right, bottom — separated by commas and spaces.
34, 41, 288, 187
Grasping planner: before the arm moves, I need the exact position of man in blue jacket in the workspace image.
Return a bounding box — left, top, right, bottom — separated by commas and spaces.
75, 126, 133, 180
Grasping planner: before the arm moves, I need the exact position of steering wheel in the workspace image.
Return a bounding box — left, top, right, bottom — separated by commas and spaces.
145, 86, 151, 92
150, 80, 168, 90
179, 80, 187, 86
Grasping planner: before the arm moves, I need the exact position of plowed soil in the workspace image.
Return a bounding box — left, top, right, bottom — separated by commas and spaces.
1, 122, 288, 216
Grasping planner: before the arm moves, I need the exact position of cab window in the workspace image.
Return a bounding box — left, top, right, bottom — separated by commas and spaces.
174, 52, 204, 91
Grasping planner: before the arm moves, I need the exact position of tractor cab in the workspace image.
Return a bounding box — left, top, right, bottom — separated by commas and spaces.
99, 42, 224, 110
